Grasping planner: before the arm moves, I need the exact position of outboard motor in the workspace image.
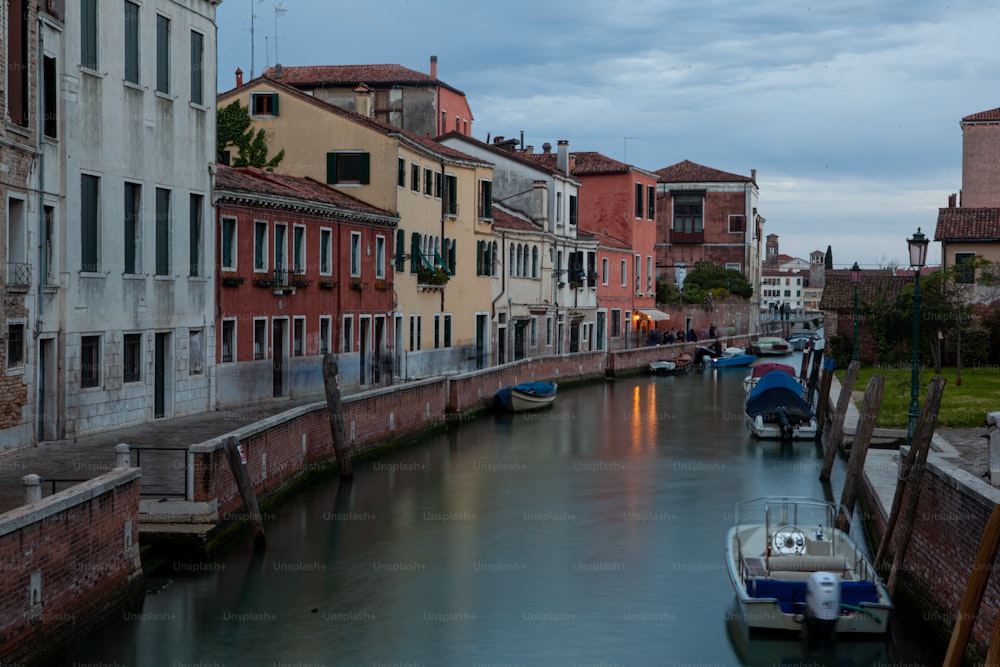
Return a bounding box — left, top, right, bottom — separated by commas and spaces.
805, 571, 840, 640
776, 406, 793, 440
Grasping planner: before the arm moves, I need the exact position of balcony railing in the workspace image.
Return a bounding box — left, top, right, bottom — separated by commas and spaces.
273, 268, 291, 287
669, 230, 704, 244
6, 262, 31, 289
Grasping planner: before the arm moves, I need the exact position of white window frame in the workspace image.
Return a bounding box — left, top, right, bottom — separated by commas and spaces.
292, 316, 306, 357
350, 232, 362, 277
530, 317, 538, 348
375, 235, 386, 279
620, 259, 627, 287
601, 257, 608, 285
319, 316, 331, 355
253, 317, 268, 360
274, 222, 288, 271
292, 223, 306, 274
221, 216, 237, 271
319, 227, 333, 276
254, 220, 268, 272
647, 255, 653, 292
221, 318, 237, 364
342, 315, 353, 353
5, 319, 26, 374
726, 262, 741, 273
189, 329, 205, 375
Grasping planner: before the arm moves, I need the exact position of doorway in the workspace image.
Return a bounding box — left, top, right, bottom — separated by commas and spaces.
154, 332, 169, 418
273, 319, 286, 397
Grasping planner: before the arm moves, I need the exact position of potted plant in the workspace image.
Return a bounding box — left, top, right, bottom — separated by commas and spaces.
221, 275, 245, 286
417, 265, 450, 286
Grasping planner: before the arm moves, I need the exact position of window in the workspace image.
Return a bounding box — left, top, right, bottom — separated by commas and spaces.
293, 224, 305, 274
293, 318, 305, 357
319, 317, 331, 355
375, 235, 385, 279
155, 188, 170, 275
424, 168, 433, 196
320, 228, 332, 275
410, 164, 420, 193
221, 320, 236, 363
221, 217, 237, 271
569, 195, 578, 226
105, 333, 145, 398
530, 318, 537, 348
727, 214, 746, 233
620, 259, 627, 287
251, 92, 279, 116
253, 319, 267, 360
350, 232, 361, 277
81, 335, 101, 387
81, 0, 98, 69
647, 185, 655, 220
124, 183, 141, 274
81, 174, 100, 272
343, 316, 353, 353
673, 195, 704, 232
726, 262, 741, 273
409, 314, 421, 351
274, 223, 287, 271
43, 56, 58, 138
190, 195, 203, 277
6, 0, 27, 124
327, 152, 370, 185
434, 172, 442, 199
374, 88, 402, 126
602, 258, 608, 285
124, 2, 140, 84
443, 314, 452, 348
635, 254, 641, 293
6, 323, 24, 370
556, 192, 562, 224
647, 256, 653, 292
156, 15, 170, 93
254, 221, 268, 271
445, 174, 458, 216
532, 246, 539, 278
397, 157, 406, 188
189, 330, 204, 374
479, 180, 492, 219
190, 31, 204, 105
43, 206, 55, 285
433, 314, 440, 349
546, 317, 553, 346
955, 252, 976, 284
635, 182, 643, 218
611, 309, 621, 337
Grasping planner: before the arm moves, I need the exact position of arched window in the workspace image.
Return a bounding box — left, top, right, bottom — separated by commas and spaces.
491, 242, 498, 276
516, 244, 524, 277
510, 244, 516, 276
531, 246, 539, 278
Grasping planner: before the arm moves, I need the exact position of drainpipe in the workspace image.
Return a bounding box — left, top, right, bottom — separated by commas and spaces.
440, 158, 447, 315
35, 20, 46, 442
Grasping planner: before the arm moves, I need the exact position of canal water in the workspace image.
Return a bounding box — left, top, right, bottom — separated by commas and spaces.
63, 362, 941, 666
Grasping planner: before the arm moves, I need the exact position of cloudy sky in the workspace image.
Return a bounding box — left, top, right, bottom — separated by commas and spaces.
216, 0, 1000, 269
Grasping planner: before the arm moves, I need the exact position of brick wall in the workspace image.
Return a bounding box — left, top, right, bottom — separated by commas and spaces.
861, 451, 1000, 659
0, 468, 143, 665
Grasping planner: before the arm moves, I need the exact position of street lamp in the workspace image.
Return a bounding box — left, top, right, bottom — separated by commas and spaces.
906, 227, 929, 444
850, 262, 861, 362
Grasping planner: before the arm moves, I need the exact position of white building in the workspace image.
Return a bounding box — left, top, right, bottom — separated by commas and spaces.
39, 0, 220, 438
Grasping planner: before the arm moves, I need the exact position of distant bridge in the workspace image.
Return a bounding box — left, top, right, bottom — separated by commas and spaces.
761, 312, 824, 338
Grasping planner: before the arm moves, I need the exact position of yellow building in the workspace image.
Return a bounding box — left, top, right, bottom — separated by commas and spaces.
218, 76, 495, 379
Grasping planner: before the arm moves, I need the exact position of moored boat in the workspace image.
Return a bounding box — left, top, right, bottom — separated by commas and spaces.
649, 352, 693, 375
745, 371, 817, 439
751, 337, 793, 356
742, 362, 799, 393
710, 350, 756, 369
725, 496, 892, 638
495, 381, 558, 412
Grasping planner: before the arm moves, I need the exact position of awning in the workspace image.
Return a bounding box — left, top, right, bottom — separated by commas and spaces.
637, 308, 670, 321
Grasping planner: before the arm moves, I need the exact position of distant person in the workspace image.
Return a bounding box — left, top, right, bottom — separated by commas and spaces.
686, 328, 697, 342
709, 322, 717, 339
647, 330, 663, 346
664, 330, 676, 345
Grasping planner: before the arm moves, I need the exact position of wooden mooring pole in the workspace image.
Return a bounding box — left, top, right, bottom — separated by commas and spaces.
943, 503, 1000, 667
814, 351, 835, 431
322, 353, 354, 480
799, 342, 812, 381
885, 376, 946, 596
222, 436, 266, 549
836, 375, 883, 533
819, 360, 860, 482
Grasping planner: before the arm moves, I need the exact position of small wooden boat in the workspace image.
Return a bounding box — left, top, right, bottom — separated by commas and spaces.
495, 381, 558, 412
726, 496, 892, 638
745, 371, 817, 439
649, 352, 693, 375
751, 337, 793, 356
710, 349, 755, 369
742, 362, 798, 393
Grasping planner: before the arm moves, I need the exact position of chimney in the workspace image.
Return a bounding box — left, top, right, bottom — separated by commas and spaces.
353, 84, 373, 118
274, 63, 282, 80
430, 55, 438, 80
948, 192, 957, 208
556, 140, 569, 174
523, 145, 534, 154
751, 168, 757, 185
235, 68, 243, 87
532, 180, 549, 227
494, 136, 505, 145
542, 142, 552, 154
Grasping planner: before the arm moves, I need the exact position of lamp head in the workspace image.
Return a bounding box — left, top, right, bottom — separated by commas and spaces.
907, 227, 929, 269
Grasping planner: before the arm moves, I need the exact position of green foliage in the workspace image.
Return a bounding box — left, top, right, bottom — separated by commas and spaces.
656, 279, 683, 305
217, 100, 286, 170
682, 261, 753, 298
828, 334, 853, 369
824, 245, 833, 270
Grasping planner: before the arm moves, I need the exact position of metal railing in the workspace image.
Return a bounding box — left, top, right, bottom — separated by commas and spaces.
6, 262, 31, 288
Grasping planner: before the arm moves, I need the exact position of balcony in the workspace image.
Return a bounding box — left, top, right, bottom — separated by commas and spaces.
6, 262, 31, 292
669, 230, 704, 244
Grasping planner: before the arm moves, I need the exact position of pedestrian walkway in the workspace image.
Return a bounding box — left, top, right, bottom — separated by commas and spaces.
0, 396, 321, 513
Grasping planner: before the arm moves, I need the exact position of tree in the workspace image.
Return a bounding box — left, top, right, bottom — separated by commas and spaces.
682, 261, 753, 298
217, 100, 285, 170
824, 245, 833, 270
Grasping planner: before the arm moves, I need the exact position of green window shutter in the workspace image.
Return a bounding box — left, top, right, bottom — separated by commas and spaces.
476, 240, 483, 276
271, 93, 279, 116
449, 240, 456, 273
360, 153, 371, 184
326, 153, 337, 184
395, 229, 405, 272
410, 232, 420, 274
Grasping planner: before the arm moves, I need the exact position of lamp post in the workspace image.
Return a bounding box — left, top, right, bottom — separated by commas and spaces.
850, 262, 861, 362
906, 228, 929, 444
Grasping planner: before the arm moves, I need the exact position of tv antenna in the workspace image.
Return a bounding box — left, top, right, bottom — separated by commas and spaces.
250, 0, 264, 78
274, 2, 287, 65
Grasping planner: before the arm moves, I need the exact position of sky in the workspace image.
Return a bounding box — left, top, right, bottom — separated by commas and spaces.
215, 0, 1000, 270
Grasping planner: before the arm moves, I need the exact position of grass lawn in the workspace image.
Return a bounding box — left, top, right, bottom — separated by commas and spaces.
836, 365, 1000, 429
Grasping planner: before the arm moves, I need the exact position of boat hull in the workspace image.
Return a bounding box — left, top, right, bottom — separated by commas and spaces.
745, 414, 818, 440
509, 389, 556, 412
495, 381, 558, 412
712, 354, 755, 368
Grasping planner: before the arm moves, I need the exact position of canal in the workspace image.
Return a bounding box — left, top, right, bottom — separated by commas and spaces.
63, 363, 940, 666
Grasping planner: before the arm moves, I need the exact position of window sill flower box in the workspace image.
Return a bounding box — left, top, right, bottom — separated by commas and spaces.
222, 275, 245, 287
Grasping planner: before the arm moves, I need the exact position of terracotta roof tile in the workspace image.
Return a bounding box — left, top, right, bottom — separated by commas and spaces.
962, 107, 1000, 122
435, 132, 573, 179
215, 165, 397, 220
263, 63, 465, 96
819, 270, 910, 310
491, 205, 542, 232
589, 229, 631, 250
655, 160, 752, 183
935, 207, 1000, 241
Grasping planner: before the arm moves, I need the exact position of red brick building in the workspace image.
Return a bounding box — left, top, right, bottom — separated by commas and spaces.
214, 166, 398, 404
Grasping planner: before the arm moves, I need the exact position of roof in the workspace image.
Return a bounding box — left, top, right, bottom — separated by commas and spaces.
588, 229, 631, 251
214, 165, 397, 221
819, 270, 911, 310
218, 76, 489, 167
435, 132, 576, 180
262, 63, 466, 96
962, 107, 1000, 123
518, 149, 656, 179
935, 207, 1000, 241
655, 160, 752, 184
491, 205, 543, 233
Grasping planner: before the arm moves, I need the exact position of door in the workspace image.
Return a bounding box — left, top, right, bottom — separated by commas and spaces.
475, 314, 487, 369
394, 315, 404, 379
497, 325, 507, 364
569, 322, 580, 353
374, 316, 384, 384
154, 333, 168, 418
360, 317, 370, 386
596, 312, 606, 351
39, 339, 59, 440
273, 320, 285, 397
513, 322, 526, 361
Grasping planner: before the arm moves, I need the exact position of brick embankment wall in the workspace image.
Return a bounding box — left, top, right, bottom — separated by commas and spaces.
860, 451, 1000, 660
0, 469, 143, 666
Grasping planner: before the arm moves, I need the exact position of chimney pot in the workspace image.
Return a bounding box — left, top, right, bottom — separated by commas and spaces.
430, 55, 438, 80
557, 140, 569, 175
948, 192, 957, 208
274, 64, 283, 79
751, 168, 757, 185
235, 67, 243, 87
542, 142, 552, 154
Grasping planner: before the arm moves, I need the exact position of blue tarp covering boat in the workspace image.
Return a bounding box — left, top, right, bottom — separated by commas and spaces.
745, 371, 816, 439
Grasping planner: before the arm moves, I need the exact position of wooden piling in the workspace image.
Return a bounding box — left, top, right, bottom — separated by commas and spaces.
836, 375, 883, 533
222, 436, 266, 549
799, 343, 812, 381
322, 353, 354, 480
819, 360, 860, 482
814, 352, 835, 429
943, 503, 1000, 667
984, 595, 1000, 667
806, 342, 824, 404
885, 376, 946, 596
